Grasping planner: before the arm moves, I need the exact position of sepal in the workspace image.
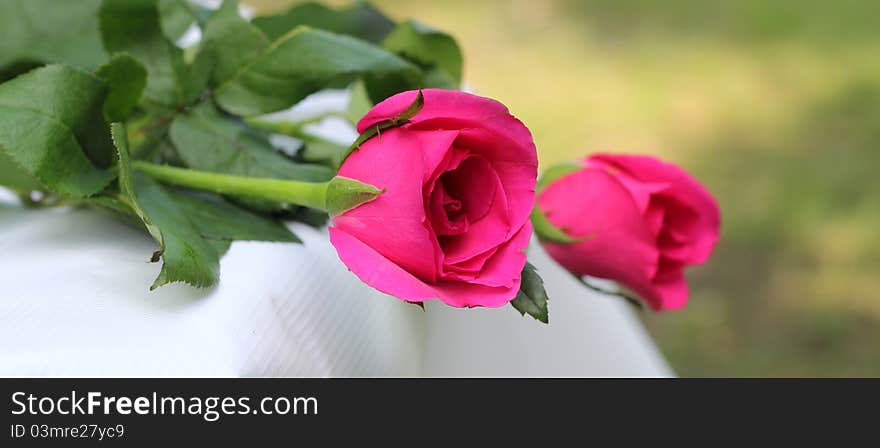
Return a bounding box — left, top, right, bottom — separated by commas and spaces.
325, 176, 383, 216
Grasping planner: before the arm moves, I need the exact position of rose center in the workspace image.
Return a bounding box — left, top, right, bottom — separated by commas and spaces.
428, 175, 469, 236
440, 178, 464, 219
427, 155, 498, 238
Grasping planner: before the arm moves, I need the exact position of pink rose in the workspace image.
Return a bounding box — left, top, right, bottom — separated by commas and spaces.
329, 89, 538, 308
537, 153, 720, 310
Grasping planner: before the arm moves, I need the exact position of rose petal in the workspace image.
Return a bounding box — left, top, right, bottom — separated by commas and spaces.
358, 90, 535, 159
452, 128, 537, 229
442, 246, 499, 277
359, 91, 538, 235
610, 176, 669, 215
644, 200, 667, 238
440, 166, 511, 264
429, 184, 468, 236
330, 227, 520, 308
659, 232, 694, 263
424, 146, 468, 195
644, 272, 690, 311
539, 167, 660, 290
444, 221, 532, 288
589, 153, 720, 264
334, 128, 458, 282
442, 155, 497, 222
329, 227, 439, 302
661, 197, 701, 243
432, 279, 521, 308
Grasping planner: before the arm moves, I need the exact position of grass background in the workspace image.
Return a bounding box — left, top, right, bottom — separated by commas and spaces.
247, 0, 880, 376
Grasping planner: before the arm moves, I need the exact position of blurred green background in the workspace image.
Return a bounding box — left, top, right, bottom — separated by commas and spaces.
248, 0, 880, 376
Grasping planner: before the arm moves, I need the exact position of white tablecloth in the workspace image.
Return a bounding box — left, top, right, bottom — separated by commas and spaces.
0, 196, 671, 376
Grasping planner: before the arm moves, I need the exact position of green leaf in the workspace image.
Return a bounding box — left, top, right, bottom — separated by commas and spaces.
289, 206, 329, 228
300, 136, 349, 168
165, 190, 301, 244
510, 262, 550, 323
159, 0, 208, 43
112, 122, 220, 289
213, 26, 422, 116
168, 104, 333, 210
137, 175, 223, 289
169, 104, 333, 181
382, 20, 463, 89
114, 122, 303, 288
201, 2, 420, 113
0, 0, 106, 71
123, 111, 179, 162
252, 1, 396, 44
0, 149, 40, 195
0, 62, 43, 85
87, 194, 147, 229
198, 0, 271, 86
344, 79, 374, 124
95, 54, 148, 122
99, 0, 204, 107
207, 239, 233, 257
0, 65, 115, 197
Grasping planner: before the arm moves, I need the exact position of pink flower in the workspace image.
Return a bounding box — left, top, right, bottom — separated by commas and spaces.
537, 154, 720, 310
329, 89, 538, 308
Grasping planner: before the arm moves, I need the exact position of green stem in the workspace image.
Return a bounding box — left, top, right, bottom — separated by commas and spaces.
133, 161, 329, 210
246, 114, 347, 140
571, 273, 644, 310
132, 162, 383, 216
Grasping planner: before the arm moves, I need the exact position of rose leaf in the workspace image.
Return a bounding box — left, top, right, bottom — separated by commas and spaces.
0, 0, 106, 73
511, 262, 550, 324
95, 53, 148, 122
0, 65, 115, 197
114, 121, 305, 288
251, 1, 396, 44
99, 0, 206, 108
382, 20, 463, 89
113, 122, 221, 289
202, 1, 421, 116
165, 190, 301, 245
168, 103, 334, 212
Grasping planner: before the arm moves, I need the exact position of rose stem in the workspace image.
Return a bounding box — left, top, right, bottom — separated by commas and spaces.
131, 161, 329, 212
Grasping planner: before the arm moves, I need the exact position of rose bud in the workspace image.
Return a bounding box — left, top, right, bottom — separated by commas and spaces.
535, 153, 720, 310
329, 89, 538, 308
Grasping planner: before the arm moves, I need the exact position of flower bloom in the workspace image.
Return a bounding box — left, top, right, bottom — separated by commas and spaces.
537, 154, 720, 310
330, 89, 538, 307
